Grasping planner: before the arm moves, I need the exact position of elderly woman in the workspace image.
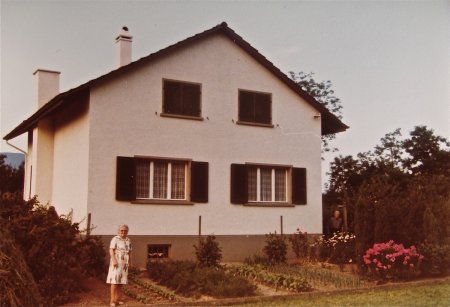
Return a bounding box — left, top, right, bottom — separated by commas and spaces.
106, 224, 132, 307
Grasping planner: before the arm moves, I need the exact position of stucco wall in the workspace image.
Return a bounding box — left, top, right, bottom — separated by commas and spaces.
88, 34, 322, 237
30, 118, 54, 203
52, 99, 90, 225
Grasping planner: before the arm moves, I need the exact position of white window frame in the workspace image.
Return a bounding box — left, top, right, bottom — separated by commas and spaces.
137, 161, 187, 201
249, 167, 288, 203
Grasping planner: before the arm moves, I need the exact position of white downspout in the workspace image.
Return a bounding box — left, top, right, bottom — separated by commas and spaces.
5, 140, 27, 156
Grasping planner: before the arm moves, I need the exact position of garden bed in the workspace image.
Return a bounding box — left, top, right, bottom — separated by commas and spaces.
228, 262, 369, 292
60, 267, 449, 306
146, 260, 258, 299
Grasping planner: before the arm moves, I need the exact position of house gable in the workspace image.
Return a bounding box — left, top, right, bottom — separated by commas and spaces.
86, 31, 324, 236
4, 22, 347, 141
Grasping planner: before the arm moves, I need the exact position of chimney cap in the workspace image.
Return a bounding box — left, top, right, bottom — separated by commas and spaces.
33, 69, 61, 75
116, 26, 132, 41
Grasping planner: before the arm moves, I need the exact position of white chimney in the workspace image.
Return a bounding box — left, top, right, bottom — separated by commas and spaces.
33, 69, 60, 109
116, 26, 133, 68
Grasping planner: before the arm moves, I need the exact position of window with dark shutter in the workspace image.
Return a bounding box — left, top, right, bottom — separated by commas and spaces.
191, 161, 209, 203
292, 168, 307, 205
116, 156, 136, 201
238, 90, 272, 125
230, 164, 247, 204
163, 80, 201, 118
247, 165, 288, 203
231, 163, 306, 206
117, 156, 208, 204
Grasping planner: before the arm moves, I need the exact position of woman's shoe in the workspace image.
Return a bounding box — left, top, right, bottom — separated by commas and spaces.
110, 303, 116, 307
116, 301, 124, 305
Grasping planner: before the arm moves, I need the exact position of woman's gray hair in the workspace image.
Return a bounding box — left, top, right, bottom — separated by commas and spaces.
118, 224, 129, 231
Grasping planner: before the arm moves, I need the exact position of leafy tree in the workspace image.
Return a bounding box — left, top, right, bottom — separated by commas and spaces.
0, 154, 13, 194
374, 128, 404, 169
402, 126, 450, 176
0, 154, 24, 196
325, 125, 450, 276
289, 72, 343, 154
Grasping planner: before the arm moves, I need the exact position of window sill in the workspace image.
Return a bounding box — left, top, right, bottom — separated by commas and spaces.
236, 121, 274, 128
244, 202, 295, 207
160, 113, 204, 121
132, 199, 194, 205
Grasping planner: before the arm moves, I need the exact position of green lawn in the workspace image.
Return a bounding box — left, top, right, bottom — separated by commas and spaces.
233, 280, 450, 307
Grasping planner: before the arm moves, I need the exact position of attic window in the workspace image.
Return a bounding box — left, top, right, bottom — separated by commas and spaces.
162, 79, 202, 119
237, 90, 272, 126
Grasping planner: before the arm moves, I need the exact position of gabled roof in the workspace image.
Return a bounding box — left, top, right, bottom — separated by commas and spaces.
4, 22, 348, 141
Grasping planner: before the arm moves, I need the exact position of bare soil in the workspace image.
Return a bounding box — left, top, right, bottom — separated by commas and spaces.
61, 277, 141, 306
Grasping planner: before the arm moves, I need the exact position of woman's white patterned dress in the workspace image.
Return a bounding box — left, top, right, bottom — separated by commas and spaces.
106, 235, 132, 284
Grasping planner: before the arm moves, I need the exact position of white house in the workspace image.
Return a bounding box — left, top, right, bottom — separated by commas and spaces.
4, 23, 347, 266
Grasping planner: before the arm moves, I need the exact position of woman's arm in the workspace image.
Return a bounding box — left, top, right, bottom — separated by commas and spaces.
110, 248, 118, 267
128, 251, 132, 267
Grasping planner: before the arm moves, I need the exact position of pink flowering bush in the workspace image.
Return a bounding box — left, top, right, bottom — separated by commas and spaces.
363, 240, 424, 280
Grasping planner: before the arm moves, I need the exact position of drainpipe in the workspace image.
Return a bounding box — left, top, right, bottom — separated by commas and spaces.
5, 140, 27, 156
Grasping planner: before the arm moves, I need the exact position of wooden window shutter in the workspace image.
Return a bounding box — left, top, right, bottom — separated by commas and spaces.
292, 167, 307, 205
183, 83, 201, 117
254, 93, 271, 124
230, 164, 248, 204
190, 161, 209, 203
239, 91, 254, 122
116, 156, 136, 201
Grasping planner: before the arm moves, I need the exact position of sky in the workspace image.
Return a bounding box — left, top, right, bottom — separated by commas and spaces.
1, 0, 449, 186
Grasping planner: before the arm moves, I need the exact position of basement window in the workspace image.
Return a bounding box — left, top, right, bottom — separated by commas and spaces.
148, 244, 171, 259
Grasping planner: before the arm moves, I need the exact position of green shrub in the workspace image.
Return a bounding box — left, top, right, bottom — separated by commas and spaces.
418, 205, 450, 276
77, 235, 107, 278
263, 232, 287, 264
0, 223, 42, 307
419, 241, 450, 276
194, 235, 222, 267
289, 228, 309, 259
1, 198, 106, 306
147, 260, 256, 298
314, 232, 356, 264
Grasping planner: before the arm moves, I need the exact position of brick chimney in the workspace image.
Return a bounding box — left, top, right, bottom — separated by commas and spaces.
33, 69, 60, 109
116, 26, 133, 68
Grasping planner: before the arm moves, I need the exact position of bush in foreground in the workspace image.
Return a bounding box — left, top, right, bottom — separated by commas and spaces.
363, 240, 423, 281
194, 235, 222, 267
147, 260, 256, 298
0, 224, 42, 307
1, 198, 106, 306
312, 232, 356, 264
263, 232, 287, 264
289, 228, 309, 259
